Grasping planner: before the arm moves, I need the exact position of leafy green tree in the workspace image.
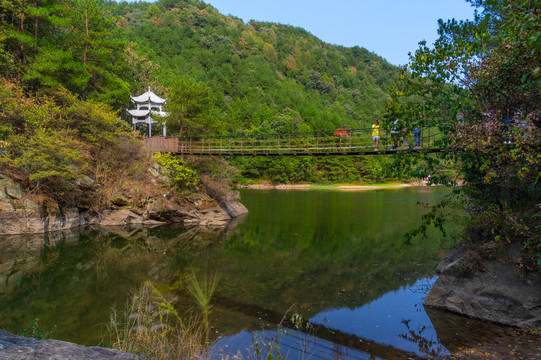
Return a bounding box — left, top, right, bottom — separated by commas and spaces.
166, 77, 222, 138
386, 0, 540, 267
153, 152, 199, 189
2, 0, 132, 107
260, 108, 310, 134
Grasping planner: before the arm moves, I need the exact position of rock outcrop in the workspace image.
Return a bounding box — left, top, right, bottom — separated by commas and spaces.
424, 245, 541, 328
0, 174, 249, 235
220, 197, 249, 218
0, 329, 139, 360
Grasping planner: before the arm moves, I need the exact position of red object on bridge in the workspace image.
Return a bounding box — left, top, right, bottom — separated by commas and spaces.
334, 129, 348, 137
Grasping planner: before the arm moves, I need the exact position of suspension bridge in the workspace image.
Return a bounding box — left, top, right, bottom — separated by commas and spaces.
143, 127, 444, 156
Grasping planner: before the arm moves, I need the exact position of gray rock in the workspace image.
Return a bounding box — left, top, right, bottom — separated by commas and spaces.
0, 329, 140, 359
425, 245, 541, 328
63, 208, 82, 229
0, 174, 22, 200
220, 199, 249, 218
0, 198, 13, 212
75, 175, 95, 188
95, 209, 145, 226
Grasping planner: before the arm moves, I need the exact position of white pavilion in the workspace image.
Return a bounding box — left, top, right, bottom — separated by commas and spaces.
127, 87, 168, 136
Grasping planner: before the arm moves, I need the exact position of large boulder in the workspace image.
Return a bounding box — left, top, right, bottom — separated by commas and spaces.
425, 245, 541, 328
220, 198, 249, 218
0, 329, 139, 360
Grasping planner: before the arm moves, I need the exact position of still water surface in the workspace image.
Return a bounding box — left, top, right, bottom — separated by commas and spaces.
0, 187, 501, 359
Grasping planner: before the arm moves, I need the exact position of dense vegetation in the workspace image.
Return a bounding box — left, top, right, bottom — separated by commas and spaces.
0, 0, 404, 189
108, 0, 399, 135
110, 0, 403, 184
387, 0, 540, 268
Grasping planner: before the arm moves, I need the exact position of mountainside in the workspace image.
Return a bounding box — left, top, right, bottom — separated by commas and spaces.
0, 0, 403, 202
109, 0, 399, 136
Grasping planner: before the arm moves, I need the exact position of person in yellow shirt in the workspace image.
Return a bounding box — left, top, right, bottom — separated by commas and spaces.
371, 120, 380, 151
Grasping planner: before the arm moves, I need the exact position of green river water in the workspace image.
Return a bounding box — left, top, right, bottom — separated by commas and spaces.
0, 187, 513, 359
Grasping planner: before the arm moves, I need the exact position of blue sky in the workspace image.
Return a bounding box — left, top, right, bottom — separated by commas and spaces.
204, 0, 476, 66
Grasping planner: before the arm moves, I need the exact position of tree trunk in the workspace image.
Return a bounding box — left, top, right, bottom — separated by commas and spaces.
83, 5, 89, 65
34, 17, 38, 49
19, 14, 25, 79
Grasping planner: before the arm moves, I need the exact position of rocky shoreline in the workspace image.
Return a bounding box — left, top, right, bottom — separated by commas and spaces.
0, 329, 138, 359
425, 244, 541, 329
0, 174, 248, 236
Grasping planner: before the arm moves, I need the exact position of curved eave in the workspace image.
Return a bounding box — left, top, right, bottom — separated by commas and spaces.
130, 91, 166, 104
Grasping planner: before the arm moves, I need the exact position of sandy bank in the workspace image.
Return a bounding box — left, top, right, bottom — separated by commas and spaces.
237, 182, 426, 191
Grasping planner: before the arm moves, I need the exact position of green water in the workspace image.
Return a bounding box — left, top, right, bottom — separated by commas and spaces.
0, 187, 474, 358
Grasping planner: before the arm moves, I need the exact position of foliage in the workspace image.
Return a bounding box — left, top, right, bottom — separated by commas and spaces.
153, 152, 199, 189
386, 0, 541, 268
109, 0, 399, 134
1, 0, 407, 190
109, 281, 208, 360
19, 318, 56, 340
166, 77, 223, 137
0, 0, 132, 107
186, 270, 220, 344
231, 155, 403, 184
186, 156, 239, 186
0, 78, 150, 208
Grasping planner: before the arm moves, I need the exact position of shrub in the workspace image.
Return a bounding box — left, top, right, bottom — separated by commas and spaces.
153, 153, 199, 190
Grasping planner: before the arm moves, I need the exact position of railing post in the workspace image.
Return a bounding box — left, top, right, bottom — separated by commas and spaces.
289, 134, 291, 150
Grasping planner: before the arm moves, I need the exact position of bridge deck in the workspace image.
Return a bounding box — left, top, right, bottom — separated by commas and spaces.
144, 127, 444, 156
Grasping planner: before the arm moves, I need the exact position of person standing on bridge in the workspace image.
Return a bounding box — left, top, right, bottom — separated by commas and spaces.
372, 120, 380, 151
414, 126, 421, 149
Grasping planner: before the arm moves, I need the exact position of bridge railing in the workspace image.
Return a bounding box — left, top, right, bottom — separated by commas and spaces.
177, 126, 444, 155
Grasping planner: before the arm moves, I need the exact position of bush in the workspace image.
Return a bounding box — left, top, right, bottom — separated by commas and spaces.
153, 153, 199, 190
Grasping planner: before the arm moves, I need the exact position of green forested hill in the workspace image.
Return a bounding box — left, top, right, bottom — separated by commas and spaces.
109, 0, 399, 136
0, 0, 402, 188
0, 0, 399, 137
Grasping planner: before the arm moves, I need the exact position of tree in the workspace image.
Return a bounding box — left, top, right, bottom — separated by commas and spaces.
260, 107, 310, 134
386, 0, 540, 268
10, 0, 132, 107
166, 77, 222, 138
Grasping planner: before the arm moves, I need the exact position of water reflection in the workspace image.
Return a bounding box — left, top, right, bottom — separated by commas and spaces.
0, 187, 485, 359
310, 277, 448, 357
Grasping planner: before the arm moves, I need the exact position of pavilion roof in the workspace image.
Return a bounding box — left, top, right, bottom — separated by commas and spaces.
130, 87, 166, 104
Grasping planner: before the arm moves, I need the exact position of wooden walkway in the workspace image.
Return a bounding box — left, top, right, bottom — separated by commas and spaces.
144, 127, 444, 156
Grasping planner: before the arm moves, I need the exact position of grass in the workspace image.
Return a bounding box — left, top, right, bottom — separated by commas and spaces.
109, 281, 209, 360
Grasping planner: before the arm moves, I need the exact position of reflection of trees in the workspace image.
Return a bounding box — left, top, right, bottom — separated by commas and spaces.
213, 299, 418, 359
210, 189, 449, 317
399, 319, 446, 358
0, 225, 224, 345
0, 188, 452, 350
